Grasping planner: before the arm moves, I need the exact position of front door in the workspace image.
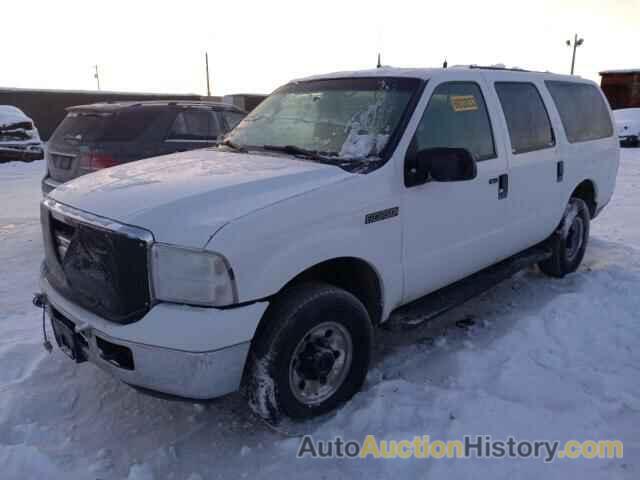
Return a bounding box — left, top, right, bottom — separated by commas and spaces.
402, 77, 511, 303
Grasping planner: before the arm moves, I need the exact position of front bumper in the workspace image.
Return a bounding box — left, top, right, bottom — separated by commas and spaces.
41, 274, 268, 399
619, 134, 639, 147
0, 144, 44, 162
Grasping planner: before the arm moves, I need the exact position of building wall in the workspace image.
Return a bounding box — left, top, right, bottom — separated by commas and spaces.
222, 94, 267, 112
0, 89, 202, 140
600, 72, 640, 109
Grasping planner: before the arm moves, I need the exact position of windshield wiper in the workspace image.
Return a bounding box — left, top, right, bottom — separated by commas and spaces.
262, 144, 329, 161
262, 144, 382, 170
220, 139, 247, 152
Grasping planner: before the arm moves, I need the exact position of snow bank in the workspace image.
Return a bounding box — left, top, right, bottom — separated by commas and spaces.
0, 151, 638, 479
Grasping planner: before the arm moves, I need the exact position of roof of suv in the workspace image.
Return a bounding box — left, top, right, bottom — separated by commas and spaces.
67, 100, 246, 114
296, 65, 591, 84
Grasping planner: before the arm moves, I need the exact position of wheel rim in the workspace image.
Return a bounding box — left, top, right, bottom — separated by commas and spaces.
565, 214, 585, 262
289, 321, 353, 406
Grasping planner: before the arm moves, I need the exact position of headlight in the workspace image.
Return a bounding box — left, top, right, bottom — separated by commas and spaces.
151, 244, 237, 306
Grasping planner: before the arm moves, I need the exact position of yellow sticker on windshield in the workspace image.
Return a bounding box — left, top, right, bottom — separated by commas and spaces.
450, 95, 478, 112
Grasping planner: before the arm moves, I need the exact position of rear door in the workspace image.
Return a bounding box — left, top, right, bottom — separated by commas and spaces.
402, 73, 511, 303
489, 74, 562, 250
47, 111, 110, 183
47, 108, 164, 182
162, 108, 223, 153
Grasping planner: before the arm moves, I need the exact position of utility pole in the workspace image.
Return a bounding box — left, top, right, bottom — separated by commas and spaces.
94, 65, 101, 90
205, 52, 211, 97
566, 34, 584, 75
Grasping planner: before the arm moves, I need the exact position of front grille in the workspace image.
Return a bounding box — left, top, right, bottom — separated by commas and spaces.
42, 199, 153, 324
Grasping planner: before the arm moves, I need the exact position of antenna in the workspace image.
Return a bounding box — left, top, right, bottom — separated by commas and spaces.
443, 58, 448, 69
377, 52, 382, 69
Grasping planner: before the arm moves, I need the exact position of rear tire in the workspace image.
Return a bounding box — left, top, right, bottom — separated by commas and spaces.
538, 197, 590, 278
243, 283, 373, 423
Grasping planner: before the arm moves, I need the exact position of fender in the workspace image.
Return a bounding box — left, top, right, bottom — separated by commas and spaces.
206, 171, 404, 321
560, 177, 599, 219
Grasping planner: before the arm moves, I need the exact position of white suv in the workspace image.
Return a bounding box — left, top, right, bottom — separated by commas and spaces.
613, 107, 640, 147
38, 66, 619, 422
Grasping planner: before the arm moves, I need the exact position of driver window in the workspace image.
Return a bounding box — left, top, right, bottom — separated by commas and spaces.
412, 82, 496, 161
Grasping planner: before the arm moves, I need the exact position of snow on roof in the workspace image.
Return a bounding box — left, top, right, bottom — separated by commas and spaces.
599, 69, 640, 75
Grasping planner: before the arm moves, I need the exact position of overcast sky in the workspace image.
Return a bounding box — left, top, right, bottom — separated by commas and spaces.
3, 0, 638, 96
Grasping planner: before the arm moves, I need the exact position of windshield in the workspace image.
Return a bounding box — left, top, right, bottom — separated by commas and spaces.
225, 77, 421, 161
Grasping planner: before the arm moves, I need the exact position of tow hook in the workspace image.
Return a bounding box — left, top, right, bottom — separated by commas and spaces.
33, 293, 52, 353
33, 292, 47, 308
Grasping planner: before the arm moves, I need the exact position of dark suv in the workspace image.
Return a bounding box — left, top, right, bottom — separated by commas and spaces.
42, 101, 246, 194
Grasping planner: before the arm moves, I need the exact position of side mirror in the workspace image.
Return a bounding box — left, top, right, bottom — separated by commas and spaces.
405, 147, 477, 186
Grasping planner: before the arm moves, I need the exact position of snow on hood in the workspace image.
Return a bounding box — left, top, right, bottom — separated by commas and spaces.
50, 149, 353, 247
0, 105, 32, 128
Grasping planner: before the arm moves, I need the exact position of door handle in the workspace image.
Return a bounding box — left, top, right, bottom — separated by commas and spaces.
557, 161, 564, 182
489, 174, 508, 199
498, 174, 508, 199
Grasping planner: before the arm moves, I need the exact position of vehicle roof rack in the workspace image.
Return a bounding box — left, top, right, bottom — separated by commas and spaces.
468, 65, 530, 72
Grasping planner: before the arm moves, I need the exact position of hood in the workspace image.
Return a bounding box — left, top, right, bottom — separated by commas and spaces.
0, 106, 40, 144
0, 105, 30, 123
50, 149, 353, 247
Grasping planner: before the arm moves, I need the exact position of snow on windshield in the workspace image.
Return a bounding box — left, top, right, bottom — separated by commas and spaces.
227, 77, 418, 161
338, 94, 392, 159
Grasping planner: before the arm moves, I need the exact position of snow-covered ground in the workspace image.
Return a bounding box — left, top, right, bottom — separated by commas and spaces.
1, 151, 639, 479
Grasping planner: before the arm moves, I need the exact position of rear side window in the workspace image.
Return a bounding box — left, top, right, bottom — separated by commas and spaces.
545, 81, 613, 143
412, 82, 496, 161
53, 109, 160, 143
495, 82, 554, 154
168, 109, 222, 140
100, 109, 161, 141
221, 111, 245, 131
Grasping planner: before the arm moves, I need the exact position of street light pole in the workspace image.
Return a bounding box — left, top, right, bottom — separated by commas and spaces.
566, 34, 584, 75
205, 52, 211, 97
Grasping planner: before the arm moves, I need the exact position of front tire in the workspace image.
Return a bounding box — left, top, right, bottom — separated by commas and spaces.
538, 197, 590, 278
243, 283, 373, 423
